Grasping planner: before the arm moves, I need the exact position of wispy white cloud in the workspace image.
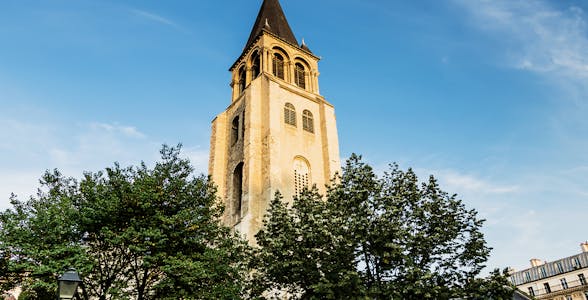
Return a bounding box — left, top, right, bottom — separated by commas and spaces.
182, 146, 209, 175
89, 122, 146, 139
130, 9, 187, 33
0, 120, 157, 208
454, 0, 588, 81
418, 168, 519, 195
441, 170, 519, 194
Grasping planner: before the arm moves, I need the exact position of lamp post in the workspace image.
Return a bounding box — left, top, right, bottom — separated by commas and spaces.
57, 268, 82, 300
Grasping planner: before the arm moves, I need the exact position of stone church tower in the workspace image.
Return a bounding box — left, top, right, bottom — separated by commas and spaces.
208, 0, 341, 242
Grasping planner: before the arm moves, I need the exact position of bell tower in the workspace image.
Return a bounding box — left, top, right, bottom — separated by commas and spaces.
208, 0, 341, 242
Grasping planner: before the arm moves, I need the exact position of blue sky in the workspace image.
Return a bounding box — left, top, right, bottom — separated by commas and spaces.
1, 0, 587, 273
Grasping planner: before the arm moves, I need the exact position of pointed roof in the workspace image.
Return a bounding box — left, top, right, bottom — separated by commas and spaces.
244, 0, 298, 50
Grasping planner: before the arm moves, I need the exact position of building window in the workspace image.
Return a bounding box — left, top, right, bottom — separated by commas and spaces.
272, 53, 285, 79
524, 272, 531, 282
251, 51, 261, 79
293, 157, 310, 197
294, 63, 306, 89
233, 163, 244, 216
580, 273, 587, 285
540, 267, 547, 278
584, 291, 588, 299
566, 296, 572, 300
231, 116, 240, 145
561, 278, 569, 289
302, 110, 314, 133
544, 282, 551, 293
557, 262, 564, 273
238, 66, 246, 94
284, 103, 296, 126
574, 257, 582, 268
527, 287, 535, 297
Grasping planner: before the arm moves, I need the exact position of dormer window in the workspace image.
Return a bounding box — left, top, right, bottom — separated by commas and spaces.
272, 53, 285, 79
294, 63, 306, 89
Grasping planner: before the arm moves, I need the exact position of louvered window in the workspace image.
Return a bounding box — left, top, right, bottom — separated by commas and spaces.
284, 103, 296, 126
302, 110, 314, 133
294, 63, 306, 89
293, 158, 310, 197
272, 53, 285, 79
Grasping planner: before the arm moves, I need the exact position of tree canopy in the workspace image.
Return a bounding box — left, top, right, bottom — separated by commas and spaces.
0, 145, 250, 300
0, 150, 513, 299
254, 154, 513, 299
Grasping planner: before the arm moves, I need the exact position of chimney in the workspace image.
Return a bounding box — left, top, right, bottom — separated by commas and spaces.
582, 242, 588, 253
530, 258, 544, 267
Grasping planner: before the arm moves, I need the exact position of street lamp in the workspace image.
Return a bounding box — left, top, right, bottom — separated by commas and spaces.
57, 268, 82, 300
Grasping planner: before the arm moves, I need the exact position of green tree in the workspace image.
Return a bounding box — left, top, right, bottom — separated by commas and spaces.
255, 154, 508, 299
254, 190, 363, 299
0, 145, 250, 300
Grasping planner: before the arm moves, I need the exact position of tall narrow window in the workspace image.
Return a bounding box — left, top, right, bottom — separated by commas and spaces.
579, 273, 587, 285
284, 103, 296, 126
233, 163, 244, 216
293, 157, 310, 197
231, 116, 239, 145
544, 282, 551, 293
238, 66, 246, 94
272, 53, 285, 79
251, 52, 261, 79
302, 110, 314, 133
241, 111, 245, 139
294, 63, 306, 89
561, 278, 569, 289
527, 287, 535, 297
574, 257, 582, 268
557, 262, 564, 273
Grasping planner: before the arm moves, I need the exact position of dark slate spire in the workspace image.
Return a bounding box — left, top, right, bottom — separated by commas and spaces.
244, 0, 298, 50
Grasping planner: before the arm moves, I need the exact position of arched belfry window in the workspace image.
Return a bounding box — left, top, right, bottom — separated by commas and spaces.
233, 162, 244, 216
302, 110, 314, 133
251, 51, 261, 79
272, 53, 285, 80
293, 157, 310, 196
294, 63, 306, 89
237, 66, 246, 94
284, 103, 296, 126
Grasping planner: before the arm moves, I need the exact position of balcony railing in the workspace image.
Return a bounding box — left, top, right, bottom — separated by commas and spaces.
528, 279, 587, 297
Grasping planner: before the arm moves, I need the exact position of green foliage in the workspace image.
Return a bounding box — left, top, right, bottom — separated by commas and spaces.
0, 145, 250, 300
462, 268, 515, 299
255, 154, 508, 299
254, 191, 363, 299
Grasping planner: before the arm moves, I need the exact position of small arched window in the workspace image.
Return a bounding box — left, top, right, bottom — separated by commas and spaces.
294, 63, 306, 89
302, 110, 314, 133
284, 103, 296, 126
237, 66, 246, 94
272, 53, 285, 80
293, 157, 310, 196
251, 51, 261, 79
